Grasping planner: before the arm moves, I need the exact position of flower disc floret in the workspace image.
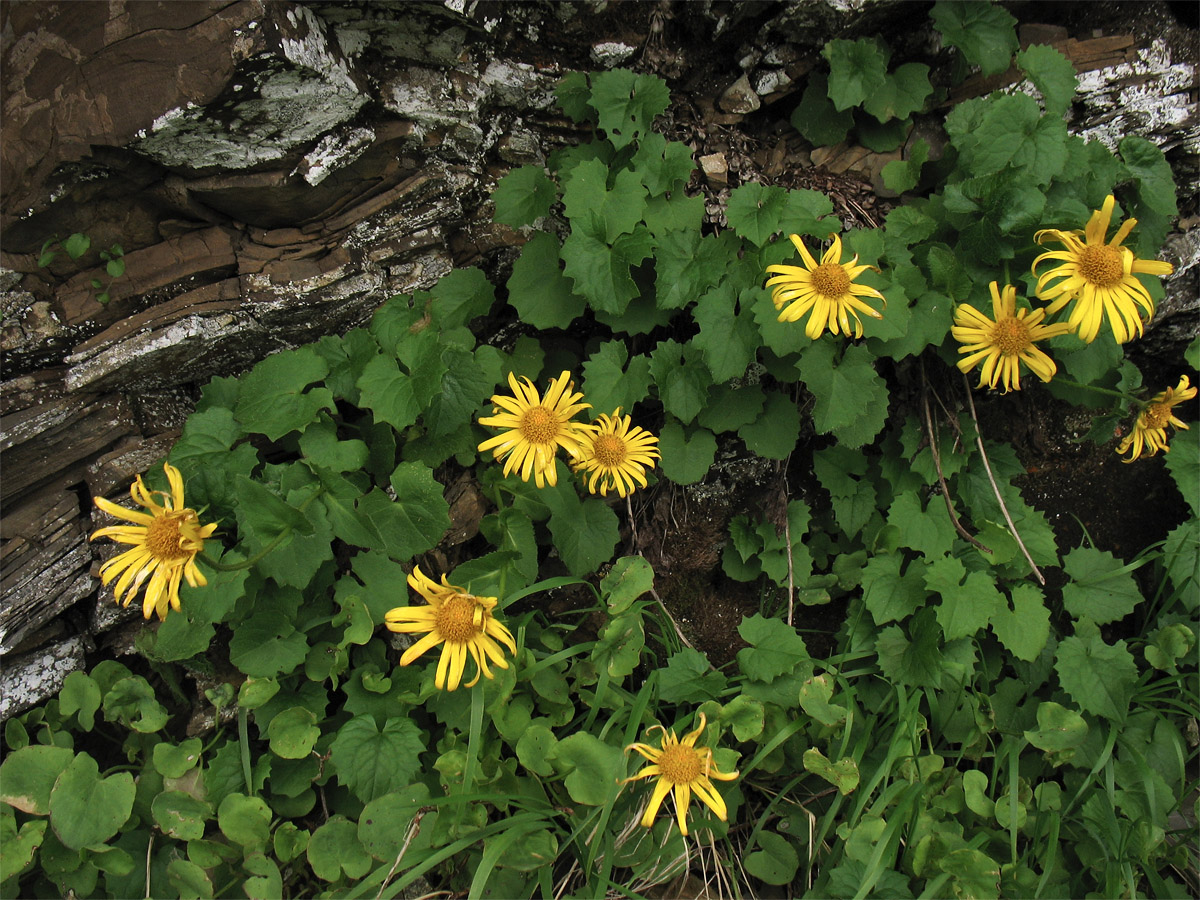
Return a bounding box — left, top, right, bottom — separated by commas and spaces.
572, 409, 660, 498
952, 282, 1074, 393
764, 232, 886, 339
620, 712, 738, 836
90, 462, 217, 621
1116, 375, 1197, 462
477, 370, 593, 488
1033, 194, 1175, 344
384, 566, 517, 691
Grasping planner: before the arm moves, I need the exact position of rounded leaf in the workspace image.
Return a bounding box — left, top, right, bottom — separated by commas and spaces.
48, 753, 135, 850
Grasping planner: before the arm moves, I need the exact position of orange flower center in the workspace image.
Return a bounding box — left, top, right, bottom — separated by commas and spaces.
1078, 244, 1125, 288
811, 262, 851, 298
519, 406, 560, 445
592, 433, 628, 468
435, 595, 483, 643
144, 512, 197, 561
990, 317, 1031, 356
657, 743, 703, 784
1142, 402, 1171, 430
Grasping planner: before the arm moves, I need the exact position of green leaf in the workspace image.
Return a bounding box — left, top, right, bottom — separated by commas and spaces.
63, 232, 91, 259
1120, 135, 1178, 217
587, 69, 671, 150
631, 133, 695, 195
58, 671, 101, 732
726, 183, 788, 247
593, 610, 645, 677
1166, 427, 1199, 516
507, 232, 586, 329
49, 754, 134, 850
745, 831, 800, 885
267, 707, 321, 760
152, 738, 203, 778
217, 793, 271, 850
555, 71, 593, 123
790, 72, 854, 147
738, 391, 801, 460
798, 674, 849, 726
875, 615, 946, 688
1055, 625, 1137, 721
299, 416, 368, 473
655, 229, 736, 310
798, 342, 889, 447
863, 63, 932, 123
659, 649, 727, 704
234, 475, 315, 544
931, 0, 1018, 75
862, 553, 927, 624
823, 38, 889, 111
357, 343, 441, 433
1023, 701, 1088, 764
228, 590, 309, 678
153, 790, 212, 842
562, 158, 647, 242
990, 583, 1051, 662
888, 491, 957, 559
802, 748, 860, 795
736, 613, 810, 682
924, 554, 1003, 641
0, 746, 74, 815
561, 226, 654, 315
693, 282, 757, 382
882, 138, 930, 194
233, 348, 334, 440
855, 113, 911, 152
643, 191, 705, 236
719, 694, 765, 742
103, 676, 169, 733
649, 340, 710, 423
699, 383, 765, 433
657, 420, 716, 484
493, 166, 557, 227
515, 724, 558, 777
308, 816, 372, 882
601, 556, 655, 613
1061, 546, 1143, 625
582, 341, 653, 416
1017, 44, 1078, 118
329, 716, 425, 804
550, 732, 624, 806
939, 848, 1002, 900
545, 487, 620, 576
1162, 518, 1198, 601
430, 267, 495, 329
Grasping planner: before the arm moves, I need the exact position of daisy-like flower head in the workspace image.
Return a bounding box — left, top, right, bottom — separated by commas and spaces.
620, 712, 738, 837
477, 370, 593, 488
952, 281, 1075, 393
572, 409, 661, 498
384, 565, 517, 691
765, 232, 886, 339
90, 462, 217, 621
1116, 376, 1198, 462
1033, 194, 1175, 344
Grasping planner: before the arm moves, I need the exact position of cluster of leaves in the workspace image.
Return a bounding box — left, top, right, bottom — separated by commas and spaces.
4, 1, 1198, 896
37, 232, 125, 305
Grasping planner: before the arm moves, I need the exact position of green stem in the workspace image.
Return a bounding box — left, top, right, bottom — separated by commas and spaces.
238, 705, 255, 797
199, 488, 323, 571
1055, 378, 1140, 404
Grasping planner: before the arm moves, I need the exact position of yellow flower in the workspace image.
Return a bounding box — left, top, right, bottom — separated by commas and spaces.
765, 232, 886, 339
1116, 376, 1198, 462
384, 566, 517, 691
621, 712, 738, 836
1033, 194, 1175, 344
90, 462, 217, 621
952, 282, 1074, 392
477, 370, 593, 488
572, 409, 660, 498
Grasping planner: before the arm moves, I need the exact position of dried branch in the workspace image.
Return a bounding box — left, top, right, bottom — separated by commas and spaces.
962, 377, 1047, 585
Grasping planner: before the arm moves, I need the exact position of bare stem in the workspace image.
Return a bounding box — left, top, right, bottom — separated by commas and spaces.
921, 364, 991, 554
376, 810, 429, 900
962, 377, 1046, 585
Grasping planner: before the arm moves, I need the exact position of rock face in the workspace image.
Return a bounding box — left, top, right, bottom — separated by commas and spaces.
1, 0, 1196, 717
